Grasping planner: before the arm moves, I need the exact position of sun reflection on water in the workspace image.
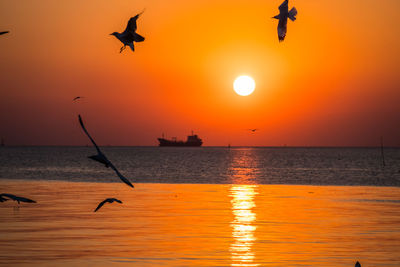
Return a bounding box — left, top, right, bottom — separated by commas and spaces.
230, 185, 259, 267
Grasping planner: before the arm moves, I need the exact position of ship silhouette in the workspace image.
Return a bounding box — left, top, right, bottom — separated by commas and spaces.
158, 132, 203, 147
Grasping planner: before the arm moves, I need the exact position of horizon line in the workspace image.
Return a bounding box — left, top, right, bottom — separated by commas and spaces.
1, 145, 400, 148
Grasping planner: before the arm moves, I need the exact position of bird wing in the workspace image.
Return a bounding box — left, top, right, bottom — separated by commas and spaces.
109, 162, 134, 188
1, 193, 16, 200
0, 195, 9, 202
78, 115, 102, 155
0, 31, 9, 35
16, 196, 36, 203
124, 10, 144, 34
110, 198, 123, 204
277, 17, 287, 42
279, 0, 289, 13
0, 194, 36, 203
126, 16, 138, 33
94, 199, 108, 212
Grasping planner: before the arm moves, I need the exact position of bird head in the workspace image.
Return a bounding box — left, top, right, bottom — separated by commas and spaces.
110, 32, 118, 36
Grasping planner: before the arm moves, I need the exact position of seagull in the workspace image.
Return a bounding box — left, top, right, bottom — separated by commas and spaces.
0, 31, 9, 35
0, 193, 36, 204
355, 261, 361, 267
73, 96, 84, 101
110, 10, 145, 53
272, 0, 297, 42
94, 198, 122, 212
78, 115, 134, 188
248, 129, 259, 133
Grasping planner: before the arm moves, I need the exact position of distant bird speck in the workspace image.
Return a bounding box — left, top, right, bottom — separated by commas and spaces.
73, 96, 84, 101
0, 31, 9, 35
110, 10, 145, 53
272, 0, 297, 42
94, 198, 122, 212
248, 129, 259, 133
0, 193, 36, 204
78, 115, 134, 189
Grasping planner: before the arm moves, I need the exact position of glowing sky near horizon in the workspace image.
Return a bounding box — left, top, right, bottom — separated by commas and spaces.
0, 0, 399, 146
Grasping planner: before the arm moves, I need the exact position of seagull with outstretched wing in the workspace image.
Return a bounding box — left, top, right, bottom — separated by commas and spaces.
272, 0, 297, 42
110, 10, 145, 53
94, 198, 122, 212
0, 193, 36, 204
78, 115, 134, 188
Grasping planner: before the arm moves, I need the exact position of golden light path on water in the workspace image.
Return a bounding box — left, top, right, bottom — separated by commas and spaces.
229, 148, 260, 266
230, 185, 259, 267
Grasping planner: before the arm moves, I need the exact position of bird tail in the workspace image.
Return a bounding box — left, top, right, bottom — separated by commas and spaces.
133, 32, 145, 42
288, 7, 297, 21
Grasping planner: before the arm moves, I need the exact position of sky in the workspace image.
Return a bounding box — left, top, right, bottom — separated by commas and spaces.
0, 0, 399, 146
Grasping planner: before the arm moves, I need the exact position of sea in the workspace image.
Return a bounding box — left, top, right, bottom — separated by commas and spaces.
1, 146, 399, 185
0, 147, 399, 266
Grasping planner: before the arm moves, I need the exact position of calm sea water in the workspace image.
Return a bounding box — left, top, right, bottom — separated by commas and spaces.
0, 181, 399, 266
1, 146, 399, 186
1, 147, 400, 266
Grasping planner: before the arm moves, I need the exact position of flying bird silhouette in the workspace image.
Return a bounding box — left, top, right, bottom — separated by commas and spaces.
0, 193, 36, 204
0, 31, 9, 35
110, 10, 145, 53
94, 198, 122, 212
272, 0, 297, 42
78, 115, 134, 188
248, 129, 259, 133
73, 96, 84, 101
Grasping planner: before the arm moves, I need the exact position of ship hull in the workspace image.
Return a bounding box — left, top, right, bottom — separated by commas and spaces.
158, 138, 202, 147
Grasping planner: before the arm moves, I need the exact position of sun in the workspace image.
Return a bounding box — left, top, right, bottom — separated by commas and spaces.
233, 76, 256, 96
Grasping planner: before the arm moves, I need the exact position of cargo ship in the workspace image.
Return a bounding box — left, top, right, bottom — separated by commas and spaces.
158, 132, 203, 147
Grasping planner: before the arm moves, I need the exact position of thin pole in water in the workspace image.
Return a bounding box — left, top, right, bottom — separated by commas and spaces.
380, 136, 386, 167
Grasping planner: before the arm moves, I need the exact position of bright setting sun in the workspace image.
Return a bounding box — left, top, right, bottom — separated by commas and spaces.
233, 76, 256, 96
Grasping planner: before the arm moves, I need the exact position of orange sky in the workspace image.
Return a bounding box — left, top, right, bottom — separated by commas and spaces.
0, 0, 399, 146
